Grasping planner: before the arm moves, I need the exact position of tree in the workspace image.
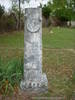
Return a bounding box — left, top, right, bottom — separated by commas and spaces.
42, 3, 52, 26
11, 0, 24, 30
42, 4, 51, 19
52, 0, 67, 8
51, 0, 75, 25
9, 5, 19, 30
0, 5, 5, 18
67, 0, 75, 20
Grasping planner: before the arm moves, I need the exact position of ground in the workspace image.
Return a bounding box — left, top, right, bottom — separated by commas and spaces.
0, 27, 75, 100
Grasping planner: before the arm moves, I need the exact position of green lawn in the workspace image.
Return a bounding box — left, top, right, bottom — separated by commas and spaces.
0, 27, 75, 99
0, 31, 24, 48
0, 27, 75, 49
43, 27, 75, 48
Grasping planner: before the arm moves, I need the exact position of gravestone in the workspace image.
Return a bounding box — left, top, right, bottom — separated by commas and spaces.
20, 0, 48, 92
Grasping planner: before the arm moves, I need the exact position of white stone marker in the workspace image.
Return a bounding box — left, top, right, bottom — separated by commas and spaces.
20, 0, 48, 92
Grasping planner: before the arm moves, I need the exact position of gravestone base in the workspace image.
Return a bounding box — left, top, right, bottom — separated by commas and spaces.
20, 73, 48, 93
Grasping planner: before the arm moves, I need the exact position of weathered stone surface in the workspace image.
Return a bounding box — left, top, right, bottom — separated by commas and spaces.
20, 8, 48, 92
24, 0, 42, 8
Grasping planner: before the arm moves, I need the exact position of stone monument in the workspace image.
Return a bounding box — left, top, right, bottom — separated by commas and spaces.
20, 0, 48, 92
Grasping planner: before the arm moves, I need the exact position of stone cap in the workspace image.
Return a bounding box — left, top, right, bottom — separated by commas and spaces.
24, 0, 47, 8
24, 0, 42, 8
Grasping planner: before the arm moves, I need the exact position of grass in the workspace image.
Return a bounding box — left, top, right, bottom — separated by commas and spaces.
43, 27, 75, 48
0, 27, 75, 49
0, 27, 75, 99
0, 31, 24, 48
43, 49, 75, 97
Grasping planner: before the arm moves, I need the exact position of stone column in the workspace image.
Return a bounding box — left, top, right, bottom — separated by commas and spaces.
20, 8, 48, 92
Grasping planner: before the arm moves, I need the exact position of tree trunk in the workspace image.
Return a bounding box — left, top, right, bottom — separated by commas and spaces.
18, 0, 21, 30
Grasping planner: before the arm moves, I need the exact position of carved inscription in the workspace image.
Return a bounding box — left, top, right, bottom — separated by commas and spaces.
27, 17, 40, 33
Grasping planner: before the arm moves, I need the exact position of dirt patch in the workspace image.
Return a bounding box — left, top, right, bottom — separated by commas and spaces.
0, 91, 38, 100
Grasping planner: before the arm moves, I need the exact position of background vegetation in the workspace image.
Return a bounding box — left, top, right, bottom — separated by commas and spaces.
0, 0, 75, 32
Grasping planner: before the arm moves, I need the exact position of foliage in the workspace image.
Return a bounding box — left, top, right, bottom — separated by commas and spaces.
11, 0, 24, 30
0, 4, 5, 18
52, 0, 67, 9
42, 0, 75, 25
6, 15, 16, 31
11, 3, 24, 29
53, 8, 69, 21
66, 0, 75, 20
42, 3, 52, 26
0, 58, 23, 95
12, 4, 19, 15
42, 4, 51, 19
52, 0, 75, 21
